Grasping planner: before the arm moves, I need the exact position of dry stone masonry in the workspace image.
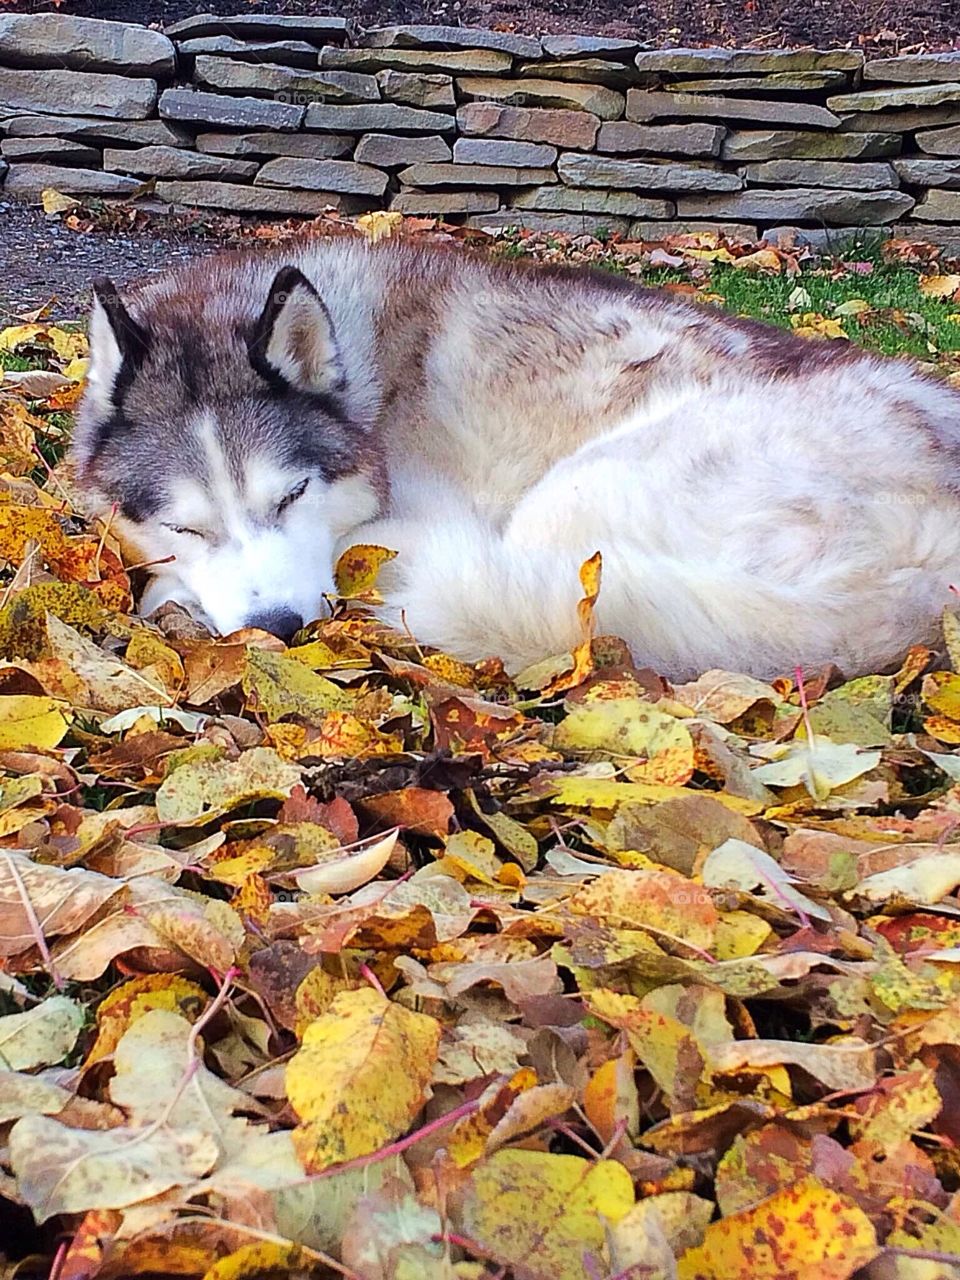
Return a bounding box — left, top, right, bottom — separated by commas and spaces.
6, 11, 960, 244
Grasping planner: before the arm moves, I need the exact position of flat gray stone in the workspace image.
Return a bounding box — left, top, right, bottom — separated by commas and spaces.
155, 179, 365, 215
516, 58, 637, 88
463, 209, 633, 235
668, 71, 848, 93
829, 83, 960, 113
911, 189, 960, 221
893, 158, 960, 187
631, 218, 758, 239
355, 132, 451, 165
634, 48, 864, 74
457, 76, 624, 120
0, 14, 175, 77
509, 185, 673, 216
197, 132, 353, 159
359, 24, 541, 60
722, 129, 900, 160
4, 163, 142, 201
626, 89, 840, 128
159, 88, 303, 131
165, 13, 348, 43
597, 120, 724, 157
864, 53, 960, 83
1, 136, 100, 166
304, 102, 455, 133
457, 102, 599, 149
840, 105, 960, 132
764, 224, 890, 250
103, 145, 259, 181
744, 159, 898, 190
193, 56, 379, 104
319, 45, 512, 76
4, 115, 191, 146
398, 161, 557, 186
676, 187, 914, 224
0, 69, 157, 120
178, 36, 320, 69
542, 35, 639, 59
376, 69, 454, 109
453, 137, 557, 166
917, 125, 960, 156
558, 152, 742, 192
255, 157, 389, 196
891, 222, 960, 252
391, 188, 499, 213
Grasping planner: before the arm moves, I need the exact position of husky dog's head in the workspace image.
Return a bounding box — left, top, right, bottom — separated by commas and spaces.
73, 261, 383, 641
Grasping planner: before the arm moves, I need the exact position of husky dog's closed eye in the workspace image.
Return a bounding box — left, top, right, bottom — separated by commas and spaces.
74, 236, 960, 679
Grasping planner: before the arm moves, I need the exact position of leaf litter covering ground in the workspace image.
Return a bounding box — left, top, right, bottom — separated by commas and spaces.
8, 219, 960, 1280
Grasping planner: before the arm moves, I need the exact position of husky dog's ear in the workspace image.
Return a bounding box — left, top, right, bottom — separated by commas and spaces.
87, 277, 150, 412
249, 265, 344, 395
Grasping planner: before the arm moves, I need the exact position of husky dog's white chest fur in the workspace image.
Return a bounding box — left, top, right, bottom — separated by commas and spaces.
74, 238, 960, 679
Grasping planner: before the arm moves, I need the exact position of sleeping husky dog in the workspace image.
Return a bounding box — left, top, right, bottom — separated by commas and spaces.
73, 236, 960, 680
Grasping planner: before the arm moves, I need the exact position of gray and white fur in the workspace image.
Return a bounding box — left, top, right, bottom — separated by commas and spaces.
74, 235, 960, 679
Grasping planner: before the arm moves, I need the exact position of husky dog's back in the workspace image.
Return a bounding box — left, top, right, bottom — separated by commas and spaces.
74, 236, 960, 678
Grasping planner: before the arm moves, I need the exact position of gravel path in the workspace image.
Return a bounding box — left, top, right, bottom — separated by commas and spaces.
0, 199, 220, 321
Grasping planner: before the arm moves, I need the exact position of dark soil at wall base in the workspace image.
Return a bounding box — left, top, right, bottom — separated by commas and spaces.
7, 0, 960, 51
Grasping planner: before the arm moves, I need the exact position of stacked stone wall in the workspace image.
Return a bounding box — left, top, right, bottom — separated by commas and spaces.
5, 12, 960, 245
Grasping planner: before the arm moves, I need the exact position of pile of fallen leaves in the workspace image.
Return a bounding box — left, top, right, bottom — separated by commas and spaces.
7, 250, 960, 1280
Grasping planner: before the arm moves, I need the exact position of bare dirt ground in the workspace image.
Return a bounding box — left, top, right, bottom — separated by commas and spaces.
7, 0, 960, 53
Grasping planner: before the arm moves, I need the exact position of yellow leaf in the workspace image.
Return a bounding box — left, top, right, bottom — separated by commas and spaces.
62, 356, 89, 382
41, 188, 80, 216
243, 647, 353, 723
920, 273, 960, 298
833, 298, 872, 317
554, 697, 695, 785
0, 323, 87, 361
714, 910, 771, 960
583, 1051, 639, 1144
355, 210, 404, 242
677, 1176, 877, 1279
543, 774, 761, 815
85, 975, 208, 1066
731, 248, 782, 272
923, 669, 960, 720
287, 987, 441, 1171
0, 399, 43, 476
334, 543, 398, 601
566, 868, 717, 949
203, 1242, 305, 1280
0, 695, 69, 750
155, 746, 302, 826
461, 1149, 634, 1280
789, 313, 848, 341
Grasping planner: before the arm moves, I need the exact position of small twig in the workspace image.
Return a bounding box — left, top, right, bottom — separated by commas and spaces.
3, 851, 62, 990
133, 965, 239, 1142
887, 1246, 960, 1265
93, 501, 118, 581
359, 962, 386, 997
47, 1239, 67, 1280
305, 1095, 481, 1182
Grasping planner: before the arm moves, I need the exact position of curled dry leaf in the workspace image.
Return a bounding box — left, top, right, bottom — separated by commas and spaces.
293, 828, 399, 895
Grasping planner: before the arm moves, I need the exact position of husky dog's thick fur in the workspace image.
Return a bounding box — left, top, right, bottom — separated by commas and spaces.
74, 236, 960, 679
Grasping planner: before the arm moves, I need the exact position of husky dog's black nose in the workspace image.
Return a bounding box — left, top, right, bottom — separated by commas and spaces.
246, 609, 303, 642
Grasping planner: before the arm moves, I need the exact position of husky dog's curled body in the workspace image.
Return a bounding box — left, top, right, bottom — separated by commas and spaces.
74, 236, 960, 679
